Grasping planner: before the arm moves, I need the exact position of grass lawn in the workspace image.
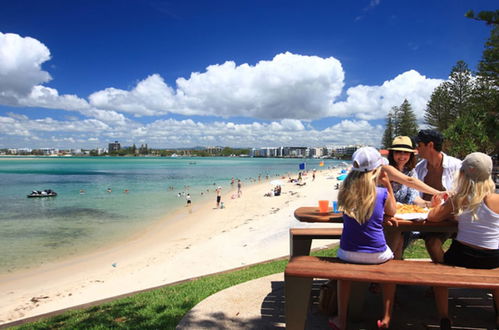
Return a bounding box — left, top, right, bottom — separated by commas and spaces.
11, 239, 444, 330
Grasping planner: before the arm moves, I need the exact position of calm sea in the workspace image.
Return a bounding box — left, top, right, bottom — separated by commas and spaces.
0, 156, 340, 274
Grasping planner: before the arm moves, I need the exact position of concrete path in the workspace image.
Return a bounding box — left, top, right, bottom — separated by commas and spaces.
177, 273, 497, 329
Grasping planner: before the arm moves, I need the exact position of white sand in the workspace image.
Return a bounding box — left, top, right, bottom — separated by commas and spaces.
0, 168, 343, 325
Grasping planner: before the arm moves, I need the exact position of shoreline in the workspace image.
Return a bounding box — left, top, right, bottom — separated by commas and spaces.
0, 168, 343, 325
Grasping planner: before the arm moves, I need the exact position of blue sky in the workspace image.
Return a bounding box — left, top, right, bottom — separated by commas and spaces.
0, 0, 495, 149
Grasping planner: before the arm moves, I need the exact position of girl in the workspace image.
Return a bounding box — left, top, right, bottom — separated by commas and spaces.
331, 147, 397, 330
427, 152, 499, 329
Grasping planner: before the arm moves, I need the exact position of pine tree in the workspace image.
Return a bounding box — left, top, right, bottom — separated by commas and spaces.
424, 85, 453, 131
381, 111, 395, 148
424, 61, 475, 131
395, 99, 419, 137
447, 61, 474, 117
382, 100, 418, 147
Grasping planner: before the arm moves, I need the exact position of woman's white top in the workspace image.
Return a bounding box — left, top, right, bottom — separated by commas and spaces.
456, 201, 499, 249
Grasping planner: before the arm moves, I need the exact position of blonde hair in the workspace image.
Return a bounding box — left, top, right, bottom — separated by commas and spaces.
451, 170, 495, 221
338, 167, 380, 224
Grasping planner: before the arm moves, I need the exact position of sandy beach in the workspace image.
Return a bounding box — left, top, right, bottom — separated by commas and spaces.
0, 168, 343, 325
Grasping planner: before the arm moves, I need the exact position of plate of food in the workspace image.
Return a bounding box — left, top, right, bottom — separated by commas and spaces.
394, 203, 429, 221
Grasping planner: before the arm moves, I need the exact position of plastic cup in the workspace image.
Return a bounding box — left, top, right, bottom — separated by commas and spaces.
319, 200, 329, 213
332, 201, 339, 213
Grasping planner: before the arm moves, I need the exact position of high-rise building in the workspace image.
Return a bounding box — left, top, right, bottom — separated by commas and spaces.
108, 141, 121, 152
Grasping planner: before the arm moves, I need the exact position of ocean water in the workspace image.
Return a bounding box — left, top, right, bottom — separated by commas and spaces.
0, 156, 341, 274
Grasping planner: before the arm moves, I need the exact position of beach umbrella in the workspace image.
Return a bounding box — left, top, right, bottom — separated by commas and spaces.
270, 179, 284, 186
337, 174, 348, 181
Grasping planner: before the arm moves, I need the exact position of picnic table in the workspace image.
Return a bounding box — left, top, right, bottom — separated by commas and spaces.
292, 206, 457, 257
286, 206, 495, 329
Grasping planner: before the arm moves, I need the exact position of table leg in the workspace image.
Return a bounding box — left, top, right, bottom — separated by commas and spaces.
285, 275, 313, 330
348, 282, 368, 322
290, 237, 313, 258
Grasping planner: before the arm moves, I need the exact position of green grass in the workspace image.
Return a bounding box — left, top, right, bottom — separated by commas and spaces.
11, 240, 442, 330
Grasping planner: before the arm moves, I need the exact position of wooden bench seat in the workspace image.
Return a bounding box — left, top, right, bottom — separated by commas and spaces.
289, 228, 342, 258
285, 256, 499, 329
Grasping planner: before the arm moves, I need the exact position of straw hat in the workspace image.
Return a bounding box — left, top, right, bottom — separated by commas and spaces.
388, 136, 415, 153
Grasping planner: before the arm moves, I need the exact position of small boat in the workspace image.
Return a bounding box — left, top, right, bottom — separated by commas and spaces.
27, 189, 57, 198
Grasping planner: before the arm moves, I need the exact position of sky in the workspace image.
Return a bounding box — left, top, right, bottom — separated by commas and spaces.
0, 0, 495, 149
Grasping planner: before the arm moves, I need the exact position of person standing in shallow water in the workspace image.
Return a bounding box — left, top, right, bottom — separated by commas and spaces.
237, 180, 242, 197
216, 187, 222, 208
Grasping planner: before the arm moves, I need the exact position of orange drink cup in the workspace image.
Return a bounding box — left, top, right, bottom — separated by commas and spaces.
318, 200, 329, 213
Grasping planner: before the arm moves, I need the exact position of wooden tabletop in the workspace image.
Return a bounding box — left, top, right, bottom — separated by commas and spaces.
294, 206, 457, 233
293, 206, 343, 223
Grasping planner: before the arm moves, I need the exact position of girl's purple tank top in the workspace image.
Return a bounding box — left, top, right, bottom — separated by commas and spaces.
340, 187, 388, 253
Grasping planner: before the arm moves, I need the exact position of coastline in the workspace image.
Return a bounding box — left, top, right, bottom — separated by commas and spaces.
0, 168, 343, 325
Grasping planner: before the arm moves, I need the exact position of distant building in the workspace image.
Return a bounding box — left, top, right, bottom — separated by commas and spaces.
108, 141, 121, 152
206, 146, 223, 155
333, 145, 362, 159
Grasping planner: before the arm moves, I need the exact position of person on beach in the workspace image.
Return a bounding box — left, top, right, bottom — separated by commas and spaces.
216, 186, 222, 208
186, 193, 191, 206
237, 179, 242, 197
427, 152, 499, 329
414, 129, 462, 262
331, 147, 397, 330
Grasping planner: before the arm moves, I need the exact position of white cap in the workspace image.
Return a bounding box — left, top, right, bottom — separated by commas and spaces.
351, 147, 388, 172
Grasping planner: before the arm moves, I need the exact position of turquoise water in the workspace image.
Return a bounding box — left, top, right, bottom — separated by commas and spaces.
0, 156, 340, 274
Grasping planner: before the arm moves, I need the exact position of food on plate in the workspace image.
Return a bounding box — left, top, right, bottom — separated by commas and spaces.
396, 204, 427, 214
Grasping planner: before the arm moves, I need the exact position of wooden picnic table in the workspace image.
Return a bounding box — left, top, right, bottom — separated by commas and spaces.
292, 206, 457, 257
294, 206, 457, 230
289, 207, 461, 327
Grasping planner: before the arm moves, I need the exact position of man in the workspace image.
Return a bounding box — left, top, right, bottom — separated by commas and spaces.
414, 129, 461, 262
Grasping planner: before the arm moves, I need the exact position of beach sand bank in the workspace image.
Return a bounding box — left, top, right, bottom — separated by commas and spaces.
0, 168, 343, 325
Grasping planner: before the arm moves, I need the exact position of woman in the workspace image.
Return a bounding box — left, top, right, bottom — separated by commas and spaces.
385, 136, 426, 259
387, 136, 426, 206
331, 147, 397, 329
427, 152, 499, 329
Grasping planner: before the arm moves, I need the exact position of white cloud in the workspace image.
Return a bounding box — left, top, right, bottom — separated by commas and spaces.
83, 109, 129, 125
19, 85, 90, 111
88, 52, 345, 120
0, 33, 95, 113
0, 111, 386, 148
89, 74, 176, 116
330, 70, 443, 120
175, 52, 344, 119
0, 32, 51, 104
0, 33, 445, 149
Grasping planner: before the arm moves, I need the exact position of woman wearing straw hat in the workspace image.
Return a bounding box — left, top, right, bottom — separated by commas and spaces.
384, 136, 428, 259
387, 136, 426, 207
